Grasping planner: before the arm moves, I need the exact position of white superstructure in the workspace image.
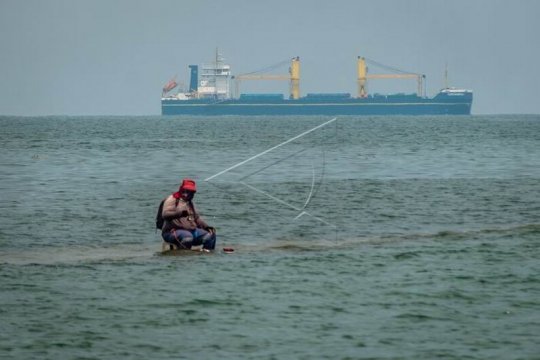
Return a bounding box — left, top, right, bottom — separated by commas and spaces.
197, 52, 231, 99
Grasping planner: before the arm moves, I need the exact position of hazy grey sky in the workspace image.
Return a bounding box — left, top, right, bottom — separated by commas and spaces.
1, 0, 539, 115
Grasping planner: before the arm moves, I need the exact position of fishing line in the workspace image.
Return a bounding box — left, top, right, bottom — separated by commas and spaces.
236, 119, 336, 222
204, 117, 338, 182
204, 117, 341, 242
240, 181, 336, 228
300, 163, 316, 210
237, 147, 309, 181
300, 117, 338, 211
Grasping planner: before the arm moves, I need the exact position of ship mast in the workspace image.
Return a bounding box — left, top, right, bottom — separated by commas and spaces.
214, 47, 219, 97
444, 62, 449, 89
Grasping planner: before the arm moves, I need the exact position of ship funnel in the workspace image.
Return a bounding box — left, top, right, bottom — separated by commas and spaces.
189, 65, 198, 93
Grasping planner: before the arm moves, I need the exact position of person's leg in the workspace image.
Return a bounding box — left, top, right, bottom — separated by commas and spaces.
193, 228, 216, 250
162, 229, 194, 249
203, 232, 216, 250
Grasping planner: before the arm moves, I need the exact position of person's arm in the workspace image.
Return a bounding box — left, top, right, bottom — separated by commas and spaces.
162, 196, 187, 220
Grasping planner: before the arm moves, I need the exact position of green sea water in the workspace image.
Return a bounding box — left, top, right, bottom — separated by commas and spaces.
1, 115, 539, 359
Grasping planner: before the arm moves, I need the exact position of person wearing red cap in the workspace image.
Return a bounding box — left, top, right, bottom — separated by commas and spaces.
161, 178, 216, 251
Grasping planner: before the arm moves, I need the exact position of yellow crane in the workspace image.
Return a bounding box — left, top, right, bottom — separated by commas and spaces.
357, 57, 425, 98
233, 57, 301, 99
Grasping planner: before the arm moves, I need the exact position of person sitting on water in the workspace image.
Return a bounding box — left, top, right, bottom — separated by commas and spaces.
161, 178, 216, 251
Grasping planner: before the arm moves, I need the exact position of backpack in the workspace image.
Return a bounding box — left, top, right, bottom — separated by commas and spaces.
156, 198, 166, 230
156, 196, 179, 230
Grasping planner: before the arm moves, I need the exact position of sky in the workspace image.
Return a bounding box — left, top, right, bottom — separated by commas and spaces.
1, 0, 539, 116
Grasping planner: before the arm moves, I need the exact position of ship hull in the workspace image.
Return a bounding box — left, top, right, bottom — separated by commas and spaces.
162, 101, 471, 116
161, 96, 472, 116
162, 92, 472, 116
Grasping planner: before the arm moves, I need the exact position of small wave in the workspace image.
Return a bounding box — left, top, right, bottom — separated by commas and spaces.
394, 312, 451, 321
263, 223, 540, 250
2, 223, 537, 265
266, 241, 335, 251
360, 223, 540, 244
0, 243, 157, 266
393, 251, 420, 260
431, 223, 540, 240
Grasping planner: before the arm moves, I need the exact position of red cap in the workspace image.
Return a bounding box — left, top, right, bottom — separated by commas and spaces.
179, 178, 197, 193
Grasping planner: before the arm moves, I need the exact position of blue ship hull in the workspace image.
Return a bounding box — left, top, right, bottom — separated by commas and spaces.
162, 91, 472, 116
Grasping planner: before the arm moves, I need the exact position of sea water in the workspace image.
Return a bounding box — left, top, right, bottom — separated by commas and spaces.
0, 115, 539, 359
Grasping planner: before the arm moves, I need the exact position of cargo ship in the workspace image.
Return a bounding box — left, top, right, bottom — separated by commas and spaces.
161, 52, 472, 116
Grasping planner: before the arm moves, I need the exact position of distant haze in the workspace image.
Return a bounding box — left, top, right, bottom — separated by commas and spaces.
1, 0, 539, 115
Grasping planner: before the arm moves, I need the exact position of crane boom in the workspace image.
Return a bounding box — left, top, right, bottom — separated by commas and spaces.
233, 57, 300, 99
234, 75, 289, 81
366, 74, 418, 79
357, 56, 425, 97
